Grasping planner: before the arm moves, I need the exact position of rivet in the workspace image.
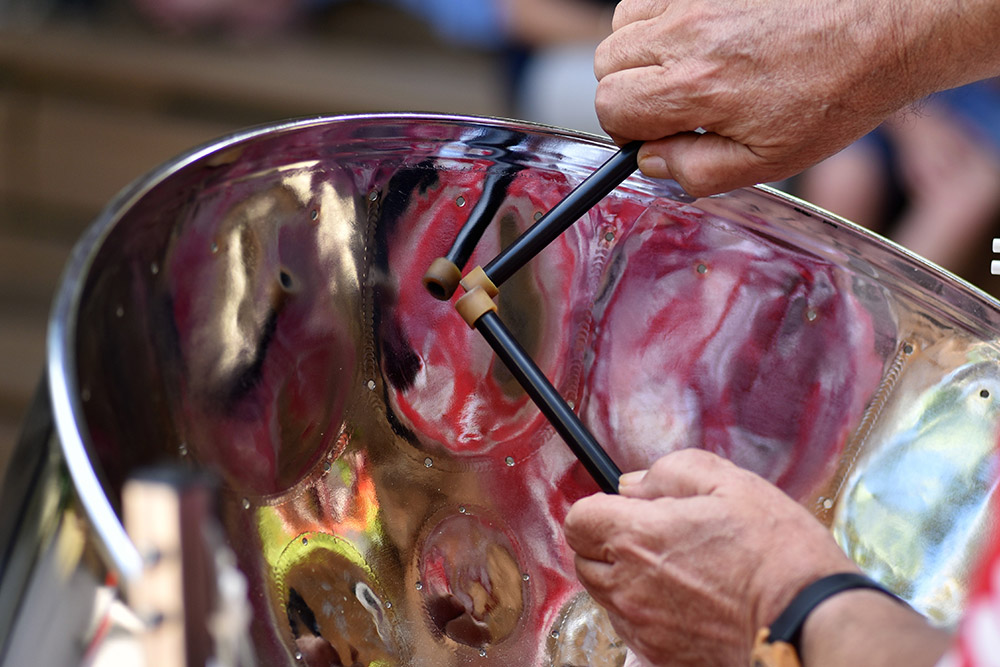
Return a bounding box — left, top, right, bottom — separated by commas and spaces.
550, 630, 560, 639
604, 231, 615, 242
456, 195, 466, 207
302, 537, 308, 546
415, 581, 423, 591
479, 649, 487, 657
323, 460, 332, 472
806, 309, 818, 322
368, 190, 379, 202
903, 343, 914, 355
367, 379, 376, 391
115, 305, 124, 318
521, 573, 530, 582
210, 241, 219, 254
424, 457, 433, 468
981, 389, 991, 399
459, 506, 467, 514
385, 601, 392, 609
505, 456, 515, 467
242, 498, 250, 510
310, 209, 319, 220
150, 262, 159, 275
178, 442, 188, 456
696, 263, 708, 274
566, 400, 575, 410
822, 498, 834, 510
533, 211, 543, 221
294, 650, 303, 661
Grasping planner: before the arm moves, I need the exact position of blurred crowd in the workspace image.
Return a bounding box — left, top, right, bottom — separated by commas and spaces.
799, 78, 1000, 279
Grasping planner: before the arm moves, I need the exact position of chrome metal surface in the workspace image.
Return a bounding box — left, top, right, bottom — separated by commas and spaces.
48, 114, 1000, 663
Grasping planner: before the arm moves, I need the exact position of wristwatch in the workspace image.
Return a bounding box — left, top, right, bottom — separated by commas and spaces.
749, 572, 900, 667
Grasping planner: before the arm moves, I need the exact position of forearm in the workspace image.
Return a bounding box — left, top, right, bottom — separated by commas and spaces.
799, 588, 951, 667
899, 0, 1000, 98
818, 0, 1000, 137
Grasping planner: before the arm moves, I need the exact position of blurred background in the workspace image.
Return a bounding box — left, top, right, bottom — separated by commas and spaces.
1, 0, 999, 473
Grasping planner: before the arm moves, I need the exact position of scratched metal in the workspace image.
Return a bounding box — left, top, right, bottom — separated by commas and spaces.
48, 114, 1000, 664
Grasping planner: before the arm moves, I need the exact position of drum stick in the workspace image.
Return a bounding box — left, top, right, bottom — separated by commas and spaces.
482, 140, 641, 288
424, 167, 520, 300
423, 141, 641, 300
441, 141, 640, 493
472, 309, 622, 494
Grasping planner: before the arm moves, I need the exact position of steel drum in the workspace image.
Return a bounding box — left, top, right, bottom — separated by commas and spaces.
46, 114, 1000, 665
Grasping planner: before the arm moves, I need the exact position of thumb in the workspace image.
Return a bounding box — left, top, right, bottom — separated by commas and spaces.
638, 132, 778, 197
618, 448, 735, 500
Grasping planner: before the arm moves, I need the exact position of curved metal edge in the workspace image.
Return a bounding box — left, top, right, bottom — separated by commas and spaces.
42, 111, 612, 580
754, 184, 1000, 324
45, 114, 341, 580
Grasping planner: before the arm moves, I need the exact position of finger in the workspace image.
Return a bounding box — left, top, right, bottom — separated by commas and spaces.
563, 494, 645, 562
594, 21, 667, 82
611, 0, 668, 32
572, 554, 616, 599
617, 469, 648, 488
618, 448, 737, 500
595, 67, 708, 141
640, 133, 783, 197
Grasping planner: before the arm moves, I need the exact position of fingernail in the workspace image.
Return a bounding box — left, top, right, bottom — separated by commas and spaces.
638, 155, 670, 179
618, 470, 647, 487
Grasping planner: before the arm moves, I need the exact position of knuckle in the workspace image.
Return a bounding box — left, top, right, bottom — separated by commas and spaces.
674, 166, 726, 198
594, 83, 620, 129
649, 451, 678, 476
605, 526, 645, 562
563, 505, 592, 544
614, 594, 647, 625
669, 446, 710, 466
593, 40, 611, 81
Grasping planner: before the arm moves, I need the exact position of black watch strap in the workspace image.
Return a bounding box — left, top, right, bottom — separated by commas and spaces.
767, 572, 901, 651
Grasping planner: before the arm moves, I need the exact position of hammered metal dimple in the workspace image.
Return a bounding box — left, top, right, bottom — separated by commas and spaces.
832, 340, 1000, 624
48, 114, 1000, 664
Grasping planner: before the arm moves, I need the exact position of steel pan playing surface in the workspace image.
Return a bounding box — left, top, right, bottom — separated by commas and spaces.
48, 114, 1000, 664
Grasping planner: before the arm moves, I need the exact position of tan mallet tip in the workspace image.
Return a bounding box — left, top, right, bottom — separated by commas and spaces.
422, 257, 462, 300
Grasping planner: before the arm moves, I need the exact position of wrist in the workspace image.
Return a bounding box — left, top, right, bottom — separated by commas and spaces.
753, 572, 891, 663
891, 0, 1000, 99
799, 587, 896, 663
799, 587, 950, 667
751, 555, 862, 643
833, 0, 924, 124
